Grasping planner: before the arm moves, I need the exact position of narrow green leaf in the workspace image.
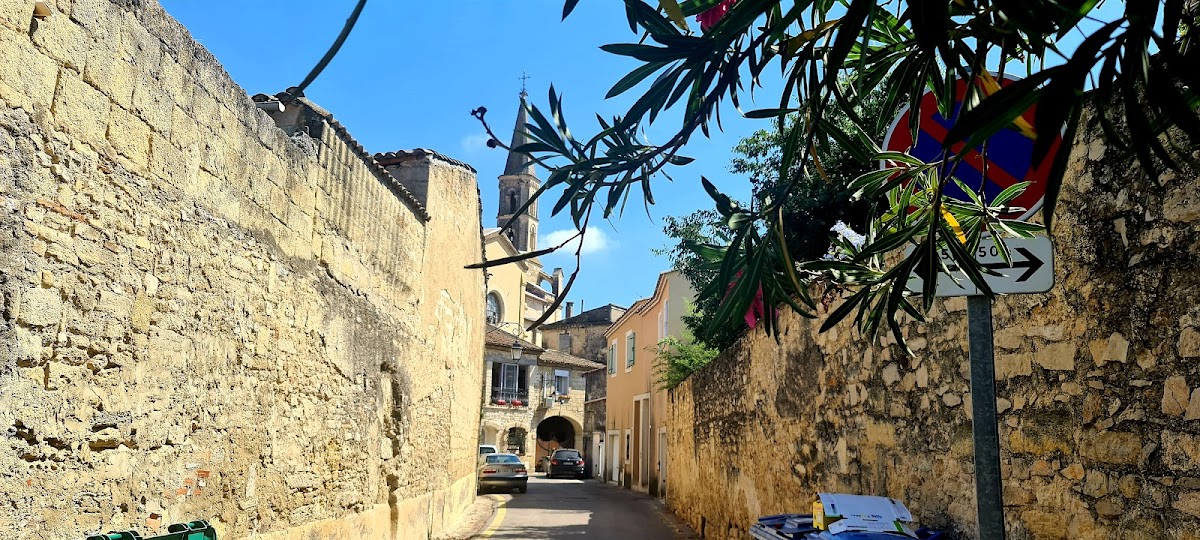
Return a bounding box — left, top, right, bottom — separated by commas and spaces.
562, 0, 581, 20
607, 61, 670, 99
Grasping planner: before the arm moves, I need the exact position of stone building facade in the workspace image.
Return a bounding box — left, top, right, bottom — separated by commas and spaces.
0, 2, 484, 539
543, 303, 627, 363
479, 326, 601, 472
666, 106, 1200, 539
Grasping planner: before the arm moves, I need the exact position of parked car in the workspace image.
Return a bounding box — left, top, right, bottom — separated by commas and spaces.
547, 449, 586, 479
478, 453, 528, 494
479, 444, 498, 455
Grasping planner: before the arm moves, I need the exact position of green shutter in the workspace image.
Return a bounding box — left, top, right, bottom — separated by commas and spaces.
627, 332, 636, 367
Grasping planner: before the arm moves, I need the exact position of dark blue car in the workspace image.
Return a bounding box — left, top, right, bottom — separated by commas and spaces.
547, 449, 586, 479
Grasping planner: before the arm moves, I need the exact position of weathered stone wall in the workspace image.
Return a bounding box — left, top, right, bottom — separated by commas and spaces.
666, 106, 1200, 540
584, 369, 607, 444
554, 324, 611, 365
0, 2, 483, 539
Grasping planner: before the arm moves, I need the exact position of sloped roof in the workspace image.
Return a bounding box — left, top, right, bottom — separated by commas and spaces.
607, 298, 651, 337
485, 325, 542, 352
256, 94, 433, 221
376, 148, 476, 173
541, 304, 627, 330
538, 348, 604, 370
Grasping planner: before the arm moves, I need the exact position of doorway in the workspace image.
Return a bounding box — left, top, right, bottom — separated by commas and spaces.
608, 430, 620, 482
592, 432, 604, 479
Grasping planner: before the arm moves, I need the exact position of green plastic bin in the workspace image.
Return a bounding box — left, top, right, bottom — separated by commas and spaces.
85, 520, 216, 540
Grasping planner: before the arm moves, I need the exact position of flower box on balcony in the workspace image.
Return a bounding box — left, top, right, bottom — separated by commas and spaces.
511, 400, 523, 407
495, 399, 507, 406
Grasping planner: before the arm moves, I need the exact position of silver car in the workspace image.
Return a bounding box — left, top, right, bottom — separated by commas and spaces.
478, 453, 528, 494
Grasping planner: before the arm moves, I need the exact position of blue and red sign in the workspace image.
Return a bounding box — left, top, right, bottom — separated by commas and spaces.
883, 75, 1063, 221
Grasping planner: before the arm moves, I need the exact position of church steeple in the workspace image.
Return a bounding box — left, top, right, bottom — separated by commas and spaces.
497, 86, 540, 253
503, 90, 535, 177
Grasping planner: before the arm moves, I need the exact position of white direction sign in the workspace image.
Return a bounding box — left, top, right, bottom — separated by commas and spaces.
906, 236, 1054, 297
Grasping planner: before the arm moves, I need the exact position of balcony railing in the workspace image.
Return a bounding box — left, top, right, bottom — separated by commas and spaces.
489, 388, 529, 407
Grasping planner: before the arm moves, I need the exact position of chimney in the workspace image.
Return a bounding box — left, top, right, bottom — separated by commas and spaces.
565, 301, 574, 318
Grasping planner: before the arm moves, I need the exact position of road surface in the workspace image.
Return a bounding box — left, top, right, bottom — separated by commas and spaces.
476, 475, 695, 539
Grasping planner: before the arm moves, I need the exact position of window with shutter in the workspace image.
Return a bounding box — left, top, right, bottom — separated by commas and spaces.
626, 331, 636, 368
554, 370, 570, 395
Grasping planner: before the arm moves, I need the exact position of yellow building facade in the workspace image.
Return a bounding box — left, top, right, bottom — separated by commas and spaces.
603, 270, 695, 497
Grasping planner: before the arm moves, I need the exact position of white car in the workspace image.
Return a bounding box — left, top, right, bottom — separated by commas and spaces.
479, 444, 498, 455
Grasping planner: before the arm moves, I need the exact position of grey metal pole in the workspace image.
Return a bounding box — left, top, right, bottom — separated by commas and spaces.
967, 295, 1006, 540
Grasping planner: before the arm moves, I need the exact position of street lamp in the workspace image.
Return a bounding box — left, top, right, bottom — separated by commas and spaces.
511, 340, 523, 361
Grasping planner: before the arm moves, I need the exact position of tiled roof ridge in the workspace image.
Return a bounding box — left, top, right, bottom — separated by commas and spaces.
485, 325, 543, 352
255, 93, 431, 221
376, 149, 477, 173
541, 303, 628, 329
539, 348, 605, 370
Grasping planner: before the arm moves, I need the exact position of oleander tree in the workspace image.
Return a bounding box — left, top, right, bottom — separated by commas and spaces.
658, 90, 884, 352
471, 0, 1199, 350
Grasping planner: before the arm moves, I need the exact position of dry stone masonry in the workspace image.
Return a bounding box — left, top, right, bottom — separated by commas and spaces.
667, 104, 1200, 539
0, 1, 485, 539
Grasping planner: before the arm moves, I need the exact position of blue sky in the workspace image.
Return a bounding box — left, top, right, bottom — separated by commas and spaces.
158, 1, 1133, 314
159, 1, 763, 312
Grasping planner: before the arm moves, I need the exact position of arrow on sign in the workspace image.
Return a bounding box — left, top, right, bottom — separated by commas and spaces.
981, 247, 1044, 282
906, 236, 1054, 297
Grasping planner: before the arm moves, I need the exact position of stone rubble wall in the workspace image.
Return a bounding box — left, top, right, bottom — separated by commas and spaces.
0, 1, 483, 539
666, 105, 1200, 540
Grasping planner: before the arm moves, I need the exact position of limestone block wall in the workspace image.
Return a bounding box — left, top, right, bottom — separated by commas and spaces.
666, 106, 1200, 540
0, 2, 483, 539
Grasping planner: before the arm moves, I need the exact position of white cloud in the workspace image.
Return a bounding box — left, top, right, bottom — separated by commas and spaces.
541, 227, 613, 256
460, 133, 491, 154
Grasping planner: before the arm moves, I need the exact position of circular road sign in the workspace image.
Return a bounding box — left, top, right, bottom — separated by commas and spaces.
882, 75, 1063, 221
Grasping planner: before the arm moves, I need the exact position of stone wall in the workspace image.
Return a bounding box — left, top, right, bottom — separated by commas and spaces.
0, 2, 484, 539
666, 105, 1200, 540
584, 369, 607, 442
554, 324, 611, 365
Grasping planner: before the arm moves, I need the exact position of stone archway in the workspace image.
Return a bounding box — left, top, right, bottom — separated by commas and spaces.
536, 415, 577, 447
534, 416, 582, 471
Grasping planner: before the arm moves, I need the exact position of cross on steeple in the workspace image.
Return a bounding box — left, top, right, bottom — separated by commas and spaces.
519, 71, 531, 97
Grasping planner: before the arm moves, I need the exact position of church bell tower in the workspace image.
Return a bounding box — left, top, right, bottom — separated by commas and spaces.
496, 89, 540, 252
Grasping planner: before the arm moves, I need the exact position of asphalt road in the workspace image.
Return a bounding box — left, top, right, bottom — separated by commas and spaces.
477, 475, 696, 539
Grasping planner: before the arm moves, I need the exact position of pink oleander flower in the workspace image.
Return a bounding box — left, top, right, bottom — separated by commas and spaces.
744, 284, 766, 329
725, 269, 769, 330
697, 0, 737, 32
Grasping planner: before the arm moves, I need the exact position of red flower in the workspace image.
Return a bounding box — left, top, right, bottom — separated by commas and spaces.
697, 0, 737, 32
744, 284, 766, 329
726, 269, 768, 330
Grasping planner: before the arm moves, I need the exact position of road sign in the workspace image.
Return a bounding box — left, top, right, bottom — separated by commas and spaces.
905, 236, 1054, 297
883, 75, 1064, 221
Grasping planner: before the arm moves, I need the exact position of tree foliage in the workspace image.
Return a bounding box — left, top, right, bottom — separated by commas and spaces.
655, 336, 721, 389
472, 0, 1200, 350
660, 91, 886, 351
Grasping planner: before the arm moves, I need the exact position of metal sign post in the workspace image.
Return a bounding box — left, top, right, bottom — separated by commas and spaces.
885, 75, 1063, 540
903, 236, 1055, 540
967, 296, 1005, 540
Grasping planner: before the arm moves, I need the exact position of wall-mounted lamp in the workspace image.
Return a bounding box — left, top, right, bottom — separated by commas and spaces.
33, 1, 51, 20
510, 340, 523, 361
